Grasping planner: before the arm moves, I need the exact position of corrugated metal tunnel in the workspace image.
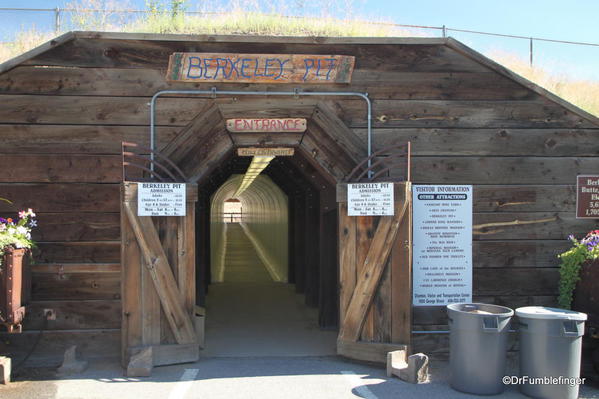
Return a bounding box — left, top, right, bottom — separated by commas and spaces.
210, 174, 289, 283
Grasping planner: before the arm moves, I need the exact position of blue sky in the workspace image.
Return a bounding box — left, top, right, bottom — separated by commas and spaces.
1, 0, 598, 80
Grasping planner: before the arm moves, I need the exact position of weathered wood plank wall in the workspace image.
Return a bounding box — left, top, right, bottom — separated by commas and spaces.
0, 34, 597, 355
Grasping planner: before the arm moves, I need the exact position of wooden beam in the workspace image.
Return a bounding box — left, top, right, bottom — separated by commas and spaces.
391, 185, 412, 344
161, 103, 224, 160
311, 102, 366, 163
70, 31, 449, 45
337, 339, 408, 364
338, 203, 356, 323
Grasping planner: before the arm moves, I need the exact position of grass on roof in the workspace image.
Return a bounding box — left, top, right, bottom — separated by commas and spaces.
0, 2, 597, 117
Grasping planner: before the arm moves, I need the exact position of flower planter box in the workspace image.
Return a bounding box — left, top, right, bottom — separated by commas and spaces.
572, 258, 599, 328
572, 258, 599, 376
0, 247, 29, 333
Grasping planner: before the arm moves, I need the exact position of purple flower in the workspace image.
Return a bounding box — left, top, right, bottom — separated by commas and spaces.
0, 217, 7, 224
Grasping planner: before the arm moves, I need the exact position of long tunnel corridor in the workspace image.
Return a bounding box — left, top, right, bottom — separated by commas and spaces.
196, 154, 340, 356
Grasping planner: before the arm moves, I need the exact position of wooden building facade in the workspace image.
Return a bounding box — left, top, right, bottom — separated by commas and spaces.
0, 32, 598, 361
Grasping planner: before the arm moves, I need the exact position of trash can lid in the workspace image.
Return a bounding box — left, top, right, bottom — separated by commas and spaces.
515, 306, 587, 321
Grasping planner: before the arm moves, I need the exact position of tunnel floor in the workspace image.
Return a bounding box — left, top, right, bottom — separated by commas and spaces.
223, 224, 273, 282
201, 223, 338, 357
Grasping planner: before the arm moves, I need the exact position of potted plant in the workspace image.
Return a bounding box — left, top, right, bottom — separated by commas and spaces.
0, 208, 37, 332
558, 230, 599, 310
558, 230, 599, 375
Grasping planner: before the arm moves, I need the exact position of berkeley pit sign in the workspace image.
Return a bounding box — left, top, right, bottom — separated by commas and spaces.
167, 53, 355, 83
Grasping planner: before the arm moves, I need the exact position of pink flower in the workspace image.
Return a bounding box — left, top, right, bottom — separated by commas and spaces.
19, 210, 26, 219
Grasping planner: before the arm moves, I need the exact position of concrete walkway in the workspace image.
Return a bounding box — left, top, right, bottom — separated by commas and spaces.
3, 356, 599, 399
202, 282, 338, 357
201, 222, 337, 357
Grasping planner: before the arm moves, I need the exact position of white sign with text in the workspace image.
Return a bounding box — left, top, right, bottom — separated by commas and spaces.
347, 182, 394, 216
412, 185, 472, 307
138, 182, 186, 216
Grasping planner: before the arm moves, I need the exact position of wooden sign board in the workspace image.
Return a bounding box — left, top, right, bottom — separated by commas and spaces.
576, 175, 599, 218
237, 147, 295, 157
227, 118, 307, 133
167, 53, 355, 84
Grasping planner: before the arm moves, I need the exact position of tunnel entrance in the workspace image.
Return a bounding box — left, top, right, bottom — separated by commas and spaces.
195, 152, 340, 355
142, 96, 411, 363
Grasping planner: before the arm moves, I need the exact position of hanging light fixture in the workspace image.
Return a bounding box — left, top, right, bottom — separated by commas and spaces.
233, 155, 275, 198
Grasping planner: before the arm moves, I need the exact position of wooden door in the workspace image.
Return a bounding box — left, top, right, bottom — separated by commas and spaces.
337, 182, 412, 363
121, 182, 203, 373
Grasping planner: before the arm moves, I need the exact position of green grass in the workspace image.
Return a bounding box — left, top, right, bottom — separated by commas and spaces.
0, 3, 597, 117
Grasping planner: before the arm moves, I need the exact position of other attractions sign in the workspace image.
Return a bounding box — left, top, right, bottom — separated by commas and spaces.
167, 53, 355, 83
412, 185, 472, 307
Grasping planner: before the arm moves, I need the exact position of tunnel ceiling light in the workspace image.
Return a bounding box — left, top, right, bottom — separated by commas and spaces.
233, 155, 275, 198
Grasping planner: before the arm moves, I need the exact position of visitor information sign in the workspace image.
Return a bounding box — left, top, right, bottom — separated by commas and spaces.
137, 183, 186, 216
412, 185, 472, 306
347, 182, 394, 216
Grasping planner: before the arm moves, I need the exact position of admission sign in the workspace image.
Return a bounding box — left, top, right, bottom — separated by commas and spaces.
167, 53, 355, 83
347, 182, 394, 216
137, 183, 186, 217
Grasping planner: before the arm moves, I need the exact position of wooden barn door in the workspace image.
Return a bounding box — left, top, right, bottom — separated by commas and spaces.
337, 182, 412, 363
121, 182, 203, 374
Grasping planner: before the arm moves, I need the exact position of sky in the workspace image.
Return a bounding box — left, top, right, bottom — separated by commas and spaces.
0, 0, 598, 80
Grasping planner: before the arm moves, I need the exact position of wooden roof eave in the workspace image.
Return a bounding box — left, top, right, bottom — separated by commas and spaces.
0, 31, 76, 75
445, 37, 599, 128
70, 30, 449, 45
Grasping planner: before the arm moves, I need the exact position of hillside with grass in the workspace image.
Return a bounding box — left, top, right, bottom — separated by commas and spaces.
1, 0, 597, 117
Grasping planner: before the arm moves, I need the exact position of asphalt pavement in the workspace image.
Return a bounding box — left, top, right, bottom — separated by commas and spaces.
2, 355, 599, 399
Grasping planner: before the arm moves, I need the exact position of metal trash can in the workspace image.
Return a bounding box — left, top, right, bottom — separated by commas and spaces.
447, 303, 514, 395
516, 306, 587, 399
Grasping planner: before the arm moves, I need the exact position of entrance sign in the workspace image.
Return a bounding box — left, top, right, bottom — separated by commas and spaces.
226, 118, 307, 133
576, 175, 599, 218
167, 53, 355, 83
237, 147, 294, 156
137, 182, 186, 216
347, 182, 394, 216
412, 185, 472, 307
